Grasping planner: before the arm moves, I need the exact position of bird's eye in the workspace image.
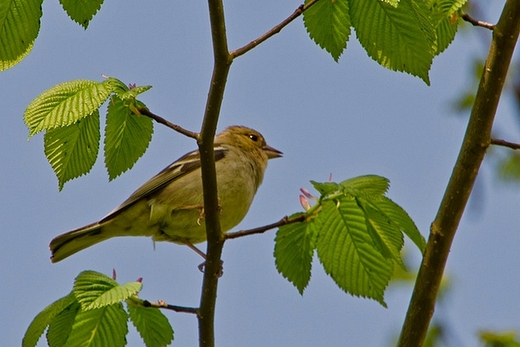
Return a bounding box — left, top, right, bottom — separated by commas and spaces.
249, 134, 258, 142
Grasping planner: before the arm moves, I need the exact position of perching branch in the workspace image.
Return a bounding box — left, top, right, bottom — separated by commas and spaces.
138, 108, 198, 139
225, 214, 307, 240
231, 0, 321, 58
490, 138, 520, 150
398, 1, 520, 346
461, 13, 496, 30
142, 300, 199, 315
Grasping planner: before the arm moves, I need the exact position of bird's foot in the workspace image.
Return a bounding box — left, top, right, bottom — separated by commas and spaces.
186, 242, 224, 277
198, 260, 224, 277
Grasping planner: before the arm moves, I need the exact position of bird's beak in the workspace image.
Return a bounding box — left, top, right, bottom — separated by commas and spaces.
264, 145, 283, 159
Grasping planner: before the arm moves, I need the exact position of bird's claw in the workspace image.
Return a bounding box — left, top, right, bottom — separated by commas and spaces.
198, 260, 224, 277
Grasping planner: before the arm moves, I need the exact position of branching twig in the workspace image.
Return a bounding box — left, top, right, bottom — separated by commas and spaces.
138, 108, 198, 139
225, 214, 307, 240
462, 13, 496, 30
490, 138, 520, 150
398, 2, 520, 346
230, 0, 321, 58
142, 299, 199, 315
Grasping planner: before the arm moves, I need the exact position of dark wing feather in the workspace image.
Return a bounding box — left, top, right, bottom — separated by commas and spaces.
100, 147, 227, 222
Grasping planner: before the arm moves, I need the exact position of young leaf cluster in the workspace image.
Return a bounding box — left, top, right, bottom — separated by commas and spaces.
23, 270, 174, 347
23, 77, 153, 189
303, 0, 468, 84
274, 175, 425, 306
4, 0, 467, 86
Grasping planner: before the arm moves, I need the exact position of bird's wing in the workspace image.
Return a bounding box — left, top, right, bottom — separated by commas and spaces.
100, 147, 227, 222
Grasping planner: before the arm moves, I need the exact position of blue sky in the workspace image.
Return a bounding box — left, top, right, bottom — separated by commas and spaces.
2, 1, 518, 346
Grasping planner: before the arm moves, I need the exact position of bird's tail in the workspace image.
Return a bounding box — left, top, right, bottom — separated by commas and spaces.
50, 222, 111, 263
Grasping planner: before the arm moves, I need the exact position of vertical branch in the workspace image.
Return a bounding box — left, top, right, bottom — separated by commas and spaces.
196, 1, 319, 345
197, 0, 232, 346
397, 1, 520, 346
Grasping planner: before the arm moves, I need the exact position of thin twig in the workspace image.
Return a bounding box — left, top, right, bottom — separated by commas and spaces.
490, 138, 520, 150
142, 299, 199, 315
225, 214, 307, 240
230, 0, 321, 58
462, 13, 496, 30
138, 107, 198, 139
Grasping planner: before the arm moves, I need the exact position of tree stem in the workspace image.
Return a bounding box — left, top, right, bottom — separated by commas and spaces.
397, 1, 520, 346
197, 0, 232, 346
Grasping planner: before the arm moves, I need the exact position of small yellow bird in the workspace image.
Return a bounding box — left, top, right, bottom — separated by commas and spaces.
49, 126, 282, 263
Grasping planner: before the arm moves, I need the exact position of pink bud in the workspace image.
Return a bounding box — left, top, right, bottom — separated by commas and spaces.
300, 187, 317, 200
112, 269, 117, 280
300, 195, 311, 211
136, 277, 143, 283
328, 173, 333, 182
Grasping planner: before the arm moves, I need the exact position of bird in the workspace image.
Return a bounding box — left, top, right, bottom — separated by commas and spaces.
49, 125, 282, 263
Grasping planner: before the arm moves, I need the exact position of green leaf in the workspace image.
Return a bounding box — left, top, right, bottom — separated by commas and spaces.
349, 0, 436, 84
310, 180, 338, 195
434, 14, 459, 55
87, 281, 142, 310
120, 86, 153, 101
426, 0, 467, 17
22, 293, 76, 347
47, 300, 81, 347
44, 112, 100, 190
74, 270, 142, 310
127, 302, 174, 347
339, 175, 389, 197
104, 96, 153, 180
104, 77, 130, 96
374, 196, 426, 252
274, 213, 317, 294
97, 282, 143, 310
63, 304, 128, 347
0, 0, 42, 70
59, 0, 104, 29
427, 0, 465, 54
316, 199, 393, 306
356, 197, 405, 266
73, 271, 119, 310
103, 77, 152, 99
303, 0, 351, 61
24, 79, 112, 137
